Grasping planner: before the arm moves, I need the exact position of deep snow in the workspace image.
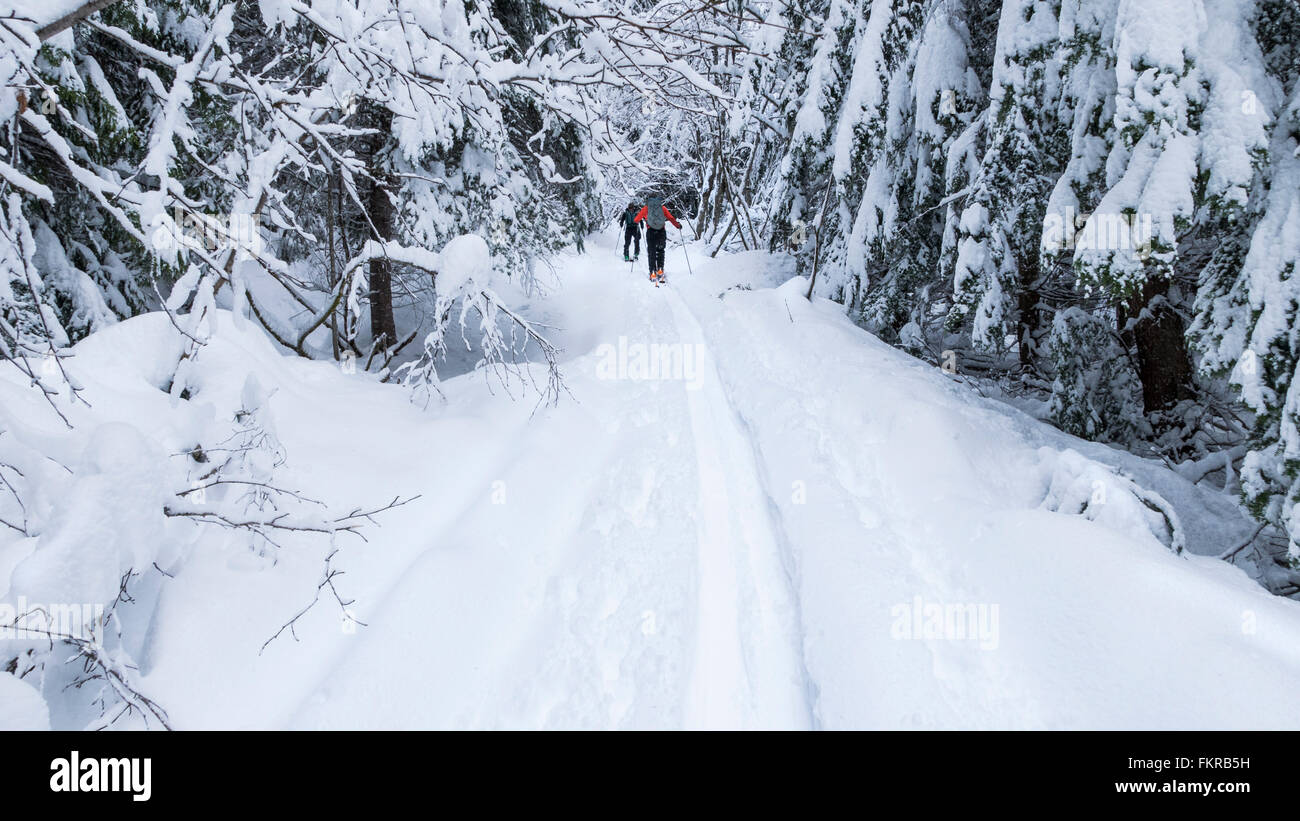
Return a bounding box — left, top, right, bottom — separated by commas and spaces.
4, 230, 1300, 729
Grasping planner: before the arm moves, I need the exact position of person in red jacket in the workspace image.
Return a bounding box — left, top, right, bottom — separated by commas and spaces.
633, 196, 680, 284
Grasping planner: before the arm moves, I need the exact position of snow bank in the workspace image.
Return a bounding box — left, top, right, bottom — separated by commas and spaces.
0, 308, 418, 728
676, 265, 1300, 728
0, 672, 49, 730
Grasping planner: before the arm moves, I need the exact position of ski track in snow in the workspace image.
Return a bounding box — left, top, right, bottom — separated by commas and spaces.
663, 287, 813, 729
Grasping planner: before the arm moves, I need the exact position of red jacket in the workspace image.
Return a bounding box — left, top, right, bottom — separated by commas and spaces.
634, 204, 681, 229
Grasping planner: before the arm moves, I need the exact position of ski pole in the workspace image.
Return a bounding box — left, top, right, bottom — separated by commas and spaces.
679, 226, 694, 276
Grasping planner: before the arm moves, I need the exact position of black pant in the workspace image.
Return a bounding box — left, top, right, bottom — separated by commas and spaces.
646, 227, 666, 274
623, 226, 640, 257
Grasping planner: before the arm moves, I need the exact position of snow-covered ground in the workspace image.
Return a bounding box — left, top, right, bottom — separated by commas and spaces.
5, 231, 1300, 729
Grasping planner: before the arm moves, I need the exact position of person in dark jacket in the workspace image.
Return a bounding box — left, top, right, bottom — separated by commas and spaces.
634, 196, 681, 284
573, 208, 586, 254
620, 203, 641, 262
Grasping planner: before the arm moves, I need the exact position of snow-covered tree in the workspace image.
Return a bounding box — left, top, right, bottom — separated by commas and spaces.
1047, 306, 1146, 442
1191, 0, 1300, 555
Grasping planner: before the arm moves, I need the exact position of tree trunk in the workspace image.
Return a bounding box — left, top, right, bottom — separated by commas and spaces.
1124, 277, 1194, 412
326, 166, 340, 359
1015, 250, 1042, 372
365, 104, 397, 352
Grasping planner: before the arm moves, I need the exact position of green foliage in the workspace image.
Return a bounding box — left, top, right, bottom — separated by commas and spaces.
1047, 307, 1146, 443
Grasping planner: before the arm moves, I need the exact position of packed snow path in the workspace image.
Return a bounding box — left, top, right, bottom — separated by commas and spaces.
287, 240, 820, 730
120, 232, 1300, 729
664, 287, 814, 729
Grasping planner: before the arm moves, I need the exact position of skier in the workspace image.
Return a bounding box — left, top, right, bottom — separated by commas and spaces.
620, 202, 641, 262
634, 196, 681, 285
572, 205, 587, 254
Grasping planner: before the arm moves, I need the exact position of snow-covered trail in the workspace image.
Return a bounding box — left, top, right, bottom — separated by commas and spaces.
274, 237, 816, 729
131, 231, 1300, 729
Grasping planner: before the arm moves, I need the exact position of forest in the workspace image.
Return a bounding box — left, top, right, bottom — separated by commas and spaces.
2, 0, 1299, 731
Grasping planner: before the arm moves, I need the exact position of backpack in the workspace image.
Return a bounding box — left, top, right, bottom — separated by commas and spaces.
646, 197, 666, 230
